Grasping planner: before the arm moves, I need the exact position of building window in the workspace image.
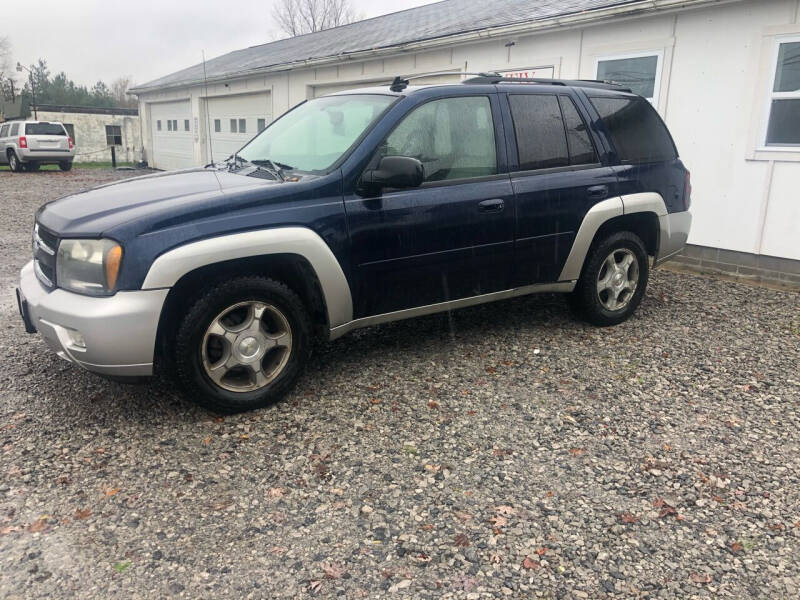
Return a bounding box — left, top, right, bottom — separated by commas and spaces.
63, 123, 76, 143
172, 119, 178, 132
257, 118, 266, 132
184, 119, 190, 132
167, 120, 172, 131
157, 120, 162, 131
230, 119, 238, 133
105, 125, 122, 146
238, 118, 246, 133
214, 119, 221, 133
765, 37, 800, 146
596, 51, 663, 103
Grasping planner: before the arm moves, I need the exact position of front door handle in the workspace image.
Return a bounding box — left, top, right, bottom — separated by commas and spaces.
587, 185, 609, 200
478, 198, 504, 213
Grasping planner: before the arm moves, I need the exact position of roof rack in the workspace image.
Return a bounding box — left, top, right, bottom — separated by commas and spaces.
462, 74, 632, 92
389, 72, 499, 92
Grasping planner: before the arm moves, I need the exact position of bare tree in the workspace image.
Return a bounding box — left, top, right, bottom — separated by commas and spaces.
0, 36, 12, 81
275, 0, 358, 37
111, 76, 137, 108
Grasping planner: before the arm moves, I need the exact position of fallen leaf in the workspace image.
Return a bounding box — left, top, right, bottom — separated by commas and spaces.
427, 401, 439, 409
495, 505, 515, 515
485, 366, 497, 374
322, 563, 345, 579
453, 533, 470, 548
202, 437, 211, 444
104, 488, 120, 497
466, 410, 477, 416
730, 541, 743, 554
690, 573, 711, 584
490, 515, 508, 527
29, 517, 48, 533
568, 448, 584, 456
74, 508, 92, 520
308, 579, 323, 593
619, 512, 639, 524
492, 448, 512, 457
267, 487, 284, 498
522, 556, 540, 570
536, 547, 548, 556
370, 398, 381, 405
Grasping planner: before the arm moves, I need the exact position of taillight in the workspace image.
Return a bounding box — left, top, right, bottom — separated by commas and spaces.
683, 171, 692, 211
18, 136, 27, 149
68, 137, 74, 149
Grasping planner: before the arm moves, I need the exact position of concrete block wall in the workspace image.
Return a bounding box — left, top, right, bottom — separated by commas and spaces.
33, 110, 142, 163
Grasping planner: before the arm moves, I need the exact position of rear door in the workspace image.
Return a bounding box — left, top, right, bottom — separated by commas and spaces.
502, 90, 619, 284
345, 93, 515, 318
24, 122, 70, 152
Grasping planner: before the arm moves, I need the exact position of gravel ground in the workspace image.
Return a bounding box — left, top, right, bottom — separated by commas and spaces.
1, 169, 799, 599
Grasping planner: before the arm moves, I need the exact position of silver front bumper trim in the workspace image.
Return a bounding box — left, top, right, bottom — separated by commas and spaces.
18, 261, 168, 377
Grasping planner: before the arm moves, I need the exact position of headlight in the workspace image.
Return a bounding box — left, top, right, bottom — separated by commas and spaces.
56, 239, 123, 296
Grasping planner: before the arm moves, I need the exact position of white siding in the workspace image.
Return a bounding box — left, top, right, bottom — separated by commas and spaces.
150, 100, 193, 170
207, 92, 271, 160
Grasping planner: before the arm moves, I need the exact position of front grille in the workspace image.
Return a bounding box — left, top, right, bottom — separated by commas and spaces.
33, 223, 58, 288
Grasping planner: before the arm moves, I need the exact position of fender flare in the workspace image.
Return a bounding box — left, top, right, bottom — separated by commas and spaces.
141, 227, 354, 328
558, 192, 666, 281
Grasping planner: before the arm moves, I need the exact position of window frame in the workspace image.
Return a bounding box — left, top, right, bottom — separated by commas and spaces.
367, 93, 506, 189
760, 33, 800, 150
105, 124, 123, 146
594, 50, 664, 105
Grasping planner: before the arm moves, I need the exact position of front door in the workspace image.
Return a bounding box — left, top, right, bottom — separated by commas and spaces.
344, 94, 515, 318
502, 91, 619, 284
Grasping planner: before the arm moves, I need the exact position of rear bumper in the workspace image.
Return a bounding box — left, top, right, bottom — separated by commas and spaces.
19, 148, 74, 162
17, 261, 168, 376
655, 210, 692, 266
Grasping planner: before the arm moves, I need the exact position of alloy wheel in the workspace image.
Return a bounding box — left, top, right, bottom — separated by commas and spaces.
596, 248, 639, 311
201, 301, 292, 392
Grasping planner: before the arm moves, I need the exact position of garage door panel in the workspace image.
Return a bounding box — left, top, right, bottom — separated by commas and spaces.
208, 93, 271, 160
151, 100, 193, 170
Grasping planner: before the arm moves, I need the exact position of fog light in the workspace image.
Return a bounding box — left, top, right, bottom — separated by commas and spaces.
66, 328, 86, 349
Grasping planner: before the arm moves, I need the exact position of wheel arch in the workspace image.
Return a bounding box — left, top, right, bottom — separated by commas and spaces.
144, 227, 353, 366
559, 193, 665, 281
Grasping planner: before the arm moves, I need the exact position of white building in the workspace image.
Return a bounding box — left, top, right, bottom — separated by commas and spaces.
130, 0, 800, 285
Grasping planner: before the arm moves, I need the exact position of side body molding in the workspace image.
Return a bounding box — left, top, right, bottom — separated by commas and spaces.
141, 227, 354, 328
558, 192, 668, 282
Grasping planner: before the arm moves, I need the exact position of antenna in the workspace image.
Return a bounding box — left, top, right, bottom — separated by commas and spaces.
202, 50, 214, 165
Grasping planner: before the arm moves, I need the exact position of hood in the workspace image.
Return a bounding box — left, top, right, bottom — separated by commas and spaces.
36, 168, 281, 236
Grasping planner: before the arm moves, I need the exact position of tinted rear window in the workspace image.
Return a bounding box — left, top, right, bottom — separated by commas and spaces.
509, 94, 568, 170
589, 96, 677, 164
25, 123, 67, 136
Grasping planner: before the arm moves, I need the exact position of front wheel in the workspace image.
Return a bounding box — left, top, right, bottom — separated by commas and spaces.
59, 161, 73, 171
174, 276, 312, 413
569, 231, 649, 326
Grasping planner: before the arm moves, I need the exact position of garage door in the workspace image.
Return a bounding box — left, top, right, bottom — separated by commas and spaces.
207, 93, 271, 160
150, 100, 194, 170
310, 75, 461, 98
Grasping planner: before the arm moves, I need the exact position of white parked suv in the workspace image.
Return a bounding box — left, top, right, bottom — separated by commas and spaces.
0, 120, 75, 172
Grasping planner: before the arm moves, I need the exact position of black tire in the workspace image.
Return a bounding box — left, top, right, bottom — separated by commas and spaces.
569, 231, 649, 327
8, 151, 23, 173
24, 162, 40, 172
174, 276, 312, 413
59, 161, 73, 171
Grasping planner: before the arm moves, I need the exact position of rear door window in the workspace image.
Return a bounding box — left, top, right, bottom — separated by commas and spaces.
0, 124, 8, 138
589, 96, 677, 163
10, 123, 19, 136
508, 94, 568, 171
25, 123, 67, 136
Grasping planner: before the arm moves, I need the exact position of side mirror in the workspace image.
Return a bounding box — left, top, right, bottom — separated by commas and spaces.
362, 156, 424, 191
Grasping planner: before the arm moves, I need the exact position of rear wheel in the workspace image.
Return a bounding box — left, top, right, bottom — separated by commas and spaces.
174, 276, 312, 413
569, 231, 649, 326
59, 161, 73, 171
8, 151, 23, 173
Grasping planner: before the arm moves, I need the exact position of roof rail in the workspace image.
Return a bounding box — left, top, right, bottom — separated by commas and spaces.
462, 74, 632, 92
390, 72, 500, 92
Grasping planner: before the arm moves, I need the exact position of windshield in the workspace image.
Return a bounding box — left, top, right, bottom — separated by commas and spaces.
25, 123, 67, 136
238, 94, 396, 172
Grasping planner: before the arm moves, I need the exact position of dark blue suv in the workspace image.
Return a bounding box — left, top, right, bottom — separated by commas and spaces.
18, 74, 691, 413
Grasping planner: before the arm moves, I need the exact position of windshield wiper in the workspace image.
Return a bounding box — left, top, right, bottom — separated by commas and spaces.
250, 159, 292, 181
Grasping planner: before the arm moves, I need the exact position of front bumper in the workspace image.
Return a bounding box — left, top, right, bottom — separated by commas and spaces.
17, 261, 168, 376
655, 210, 692, 266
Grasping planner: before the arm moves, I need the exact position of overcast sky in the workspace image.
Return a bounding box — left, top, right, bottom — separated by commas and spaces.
3, 0, 435, 88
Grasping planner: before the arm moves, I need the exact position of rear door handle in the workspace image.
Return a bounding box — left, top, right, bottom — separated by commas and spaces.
587, 185, 609, 200
478, 198, 504, 213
